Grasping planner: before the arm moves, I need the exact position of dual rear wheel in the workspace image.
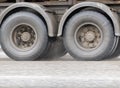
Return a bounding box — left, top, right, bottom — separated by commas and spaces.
0, 11, 66, 61
63, 11, 119, 60
0, 11, 120, 61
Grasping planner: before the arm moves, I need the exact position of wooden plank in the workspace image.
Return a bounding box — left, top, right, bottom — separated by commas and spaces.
16, 0, 25, 2
76, 1, 120, 5
0, 3, 14, 6
35, 1, 72, 6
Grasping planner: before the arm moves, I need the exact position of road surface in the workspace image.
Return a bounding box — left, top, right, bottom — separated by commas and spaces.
1, 48, 120, 88
0, 61, 120, 88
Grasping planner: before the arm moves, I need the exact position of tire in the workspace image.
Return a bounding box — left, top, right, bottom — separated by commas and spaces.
109, 37, 120, 58
63, 11, 115, 61
0, 11, 48, 61
40, 37, 67, 59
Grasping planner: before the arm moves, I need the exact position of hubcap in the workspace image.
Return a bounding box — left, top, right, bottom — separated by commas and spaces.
75, 23, 102, 50
21, 32, 31, 42
85, 31, 95, 42
11, 24, 37, 50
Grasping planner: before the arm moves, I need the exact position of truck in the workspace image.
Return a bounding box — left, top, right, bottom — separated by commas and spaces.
0, 0, 120, 61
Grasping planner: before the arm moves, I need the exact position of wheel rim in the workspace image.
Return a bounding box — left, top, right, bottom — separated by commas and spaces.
75, 23, 103, 51
11, 24, 37, 51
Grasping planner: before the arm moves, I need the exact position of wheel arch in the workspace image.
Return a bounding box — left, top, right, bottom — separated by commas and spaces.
0, 2, 57, 37
58, 2, 120, 36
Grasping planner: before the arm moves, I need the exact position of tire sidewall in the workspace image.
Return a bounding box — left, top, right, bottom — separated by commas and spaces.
1, 12, 48, 60
64, 11, 114, 60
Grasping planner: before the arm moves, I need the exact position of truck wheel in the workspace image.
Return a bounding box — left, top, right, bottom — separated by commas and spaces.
40, 37, 67, 59
63, 11, 115, 61
0, 11, 48, 61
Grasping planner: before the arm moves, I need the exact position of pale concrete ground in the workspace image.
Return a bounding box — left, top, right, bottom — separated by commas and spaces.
1, 61, 120, 88
1, 48, 120, 88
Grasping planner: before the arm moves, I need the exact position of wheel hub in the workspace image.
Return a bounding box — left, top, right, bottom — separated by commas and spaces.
12, 24, 36, 50
75, 23, 102, 50
85, 31, 95, 42
21, 32, 31, 42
